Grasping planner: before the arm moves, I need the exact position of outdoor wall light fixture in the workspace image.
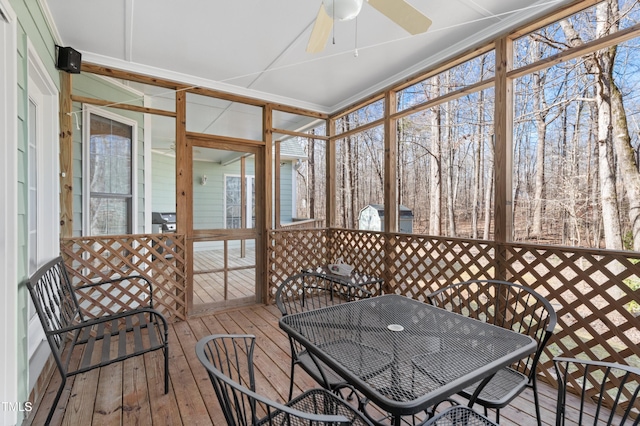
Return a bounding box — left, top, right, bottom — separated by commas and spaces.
201, 175, 207, 185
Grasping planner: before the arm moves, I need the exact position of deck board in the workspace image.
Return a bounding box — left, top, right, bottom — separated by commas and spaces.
26, 303, 601, 426
193, 248, 257, 306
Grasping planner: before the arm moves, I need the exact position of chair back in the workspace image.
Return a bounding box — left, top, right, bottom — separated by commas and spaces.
196, 334, 352, 426
553, 357, 640, 426
275, 272, 370, 316
26, 256, 83, 369
427, 279, 557, 378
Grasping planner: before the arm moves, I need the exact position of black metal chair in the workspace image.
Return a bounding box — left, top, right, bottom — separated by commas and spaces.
553, 357, 640, 426
195, 334, 374, 426
27, 256, 169, 426
425, 279, 557, 426
275, 272, 375, 400
421, 406, 499, 426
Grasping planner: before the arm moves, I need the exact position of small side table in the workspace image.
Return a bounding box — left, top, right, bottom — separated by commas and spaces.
303, 266, 384, 296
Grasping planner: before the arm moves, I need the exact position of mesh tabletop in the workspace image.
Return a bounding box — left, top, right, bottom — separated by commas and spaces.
279, 294, 536, 416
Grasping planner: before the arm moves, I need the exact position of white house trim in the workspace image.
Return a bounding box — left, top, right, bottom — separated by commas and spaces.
26, 38, 61, 395
0, 1, 19, 423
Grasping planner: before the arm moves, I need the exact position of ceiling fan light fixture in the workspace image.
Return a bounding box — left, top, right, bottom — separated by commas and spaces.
323, 0, 363, 21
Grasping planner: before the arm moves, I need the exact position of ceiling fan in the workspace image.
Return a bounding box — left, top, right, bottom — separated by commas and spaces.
307, 0, 432, 53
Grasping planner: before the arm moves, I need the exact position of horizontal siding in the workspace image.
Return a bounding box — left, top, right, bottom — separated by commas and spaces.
151, 152, 176, 212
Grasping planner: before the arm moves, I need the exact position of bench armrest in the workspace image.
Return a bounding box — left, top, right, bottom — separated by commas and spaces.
51, 306, 168, 336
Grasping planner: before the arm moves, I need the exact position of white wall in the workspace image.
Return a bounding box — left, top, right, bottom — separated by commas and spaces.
0, 2, 19, 424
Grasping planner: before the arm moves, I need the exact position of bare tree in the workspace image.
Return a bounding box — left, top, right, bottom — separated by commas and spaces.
560, 0, 626, 250
430, 77, 442, 235
531, 66, 548, 237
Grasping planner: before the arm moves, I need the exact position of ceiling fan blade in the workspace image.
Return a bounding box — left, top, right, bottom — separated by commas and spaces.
367, 0, 432, 35
306, 4, 333, 53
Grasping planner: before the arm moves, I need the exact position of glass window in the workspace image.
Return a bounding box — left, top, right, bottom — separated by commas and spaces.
86, 111, 135, 235
225, 176, 255, 229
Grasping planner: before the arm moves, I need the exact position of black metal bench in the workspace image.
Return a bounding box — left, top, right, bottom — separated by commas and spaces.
27, 256, 169, 425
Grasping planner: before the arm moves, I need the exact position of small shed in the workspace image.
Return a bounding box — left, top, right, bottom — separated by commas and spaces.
358, 204, 413, 233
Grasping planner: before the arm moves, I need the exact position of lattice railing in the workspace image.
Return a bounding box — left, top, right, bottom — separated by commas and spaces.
502, 242, 640, 397
267, 228, 329, 303
268, 228, 640, 414
61, 234, 187, 321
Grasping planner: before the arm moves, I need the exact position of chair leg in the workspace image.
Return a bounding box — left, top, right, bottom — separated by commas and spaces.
164, 343, 169, 394
532, 379, 542, 426
495, 408, 500, 424
46, 376, 67, 426
288, 359, 296, 401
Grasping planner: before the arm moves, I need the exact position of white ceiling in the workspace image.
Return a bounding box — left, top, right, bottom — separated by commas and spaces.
44, 0, 574, 115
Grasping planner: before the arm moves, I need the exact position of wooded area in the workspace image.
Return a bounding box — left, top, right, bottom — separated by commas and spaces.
293, 0, 640, 251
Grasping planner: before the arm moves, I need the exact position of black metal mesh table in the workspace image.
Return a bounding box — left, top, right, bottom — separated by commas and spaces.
279, 294, 536, 424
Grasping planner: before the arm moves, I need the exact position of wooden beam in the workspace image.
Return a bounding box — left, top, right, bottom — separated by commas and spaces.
271, 104, 329, 120
390, 78, 495, 121
175, 90, 192, 313
272, 127, 329, 141
330, 43, 495, 121
330, 117, 385, 142
82, 62, 328, 120
274, 141, 281, 229
81, 63, 188, 90
509, 0, 600, 39
494, 36, 514, 244
508, 21, 640, 80
185, 131, 265, 147
326, 118, 336, 227
70, 95, 176, 117
384, 90, 398, 233
59, 72, 74, 238
256, 105, 273, 304
240, 156, 247, 258
392, 43, 496, 93
190, 229, 257, 240
332, 94, 386, 122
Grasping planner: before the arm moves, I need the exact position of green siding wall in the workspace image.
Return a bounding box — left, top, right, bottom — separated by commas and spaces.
151, 152, 176, 212
280, 162, 293, 223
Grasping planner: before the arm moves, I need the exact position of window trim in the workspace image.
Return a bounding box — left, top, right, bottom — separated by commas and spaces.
25, 38, 60, 395
82, 105, 138, 236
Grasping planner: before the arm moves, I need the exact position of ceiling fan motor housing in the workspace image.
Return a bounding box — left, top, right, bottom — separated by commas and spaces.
323, 0, 364, 21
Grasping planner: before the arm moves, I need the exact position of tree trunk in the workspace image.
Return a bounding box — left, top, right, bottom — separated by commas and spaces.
444, 77, 456, 237
610, 71, 640, 250
560, 1, 623, 250
349, 136, 357, 228
309, 136, 315, 219
472, 93, 483, 239
429, 92, 442, 236
531, 67, 547, 237
483, 135, 494, 240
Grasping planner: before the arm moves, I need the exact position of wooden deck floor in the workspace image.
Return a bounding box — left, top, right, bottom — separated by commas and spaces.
26, 303, 573, 426
192, 247, 256, 306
